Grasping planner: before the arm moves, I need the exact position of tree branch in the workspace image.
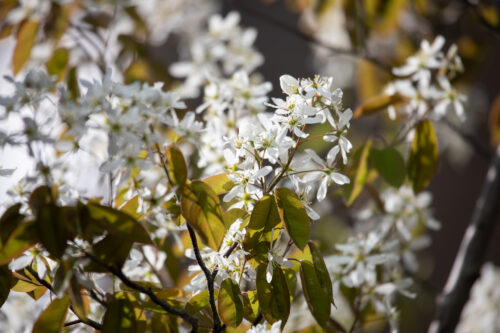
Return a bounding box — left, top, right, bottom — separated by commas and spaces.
429, 144, 500, 332
186, 224, 222, 333
83, 251, 199, 332
25, 266, 103, 331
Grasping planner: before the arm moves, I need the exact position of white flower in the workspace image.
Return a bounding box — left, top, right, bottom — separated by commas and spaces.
247, 320, 282, 333
304, 148, 350, 201
323, 108, 353, 164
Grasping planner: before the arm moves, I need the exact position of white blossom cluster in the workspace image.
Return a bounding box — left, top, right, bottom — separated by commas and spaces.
386, 35, 466, 122
170, 11, 264, 98
457, 263, 500, 333
325, 185, 439, 330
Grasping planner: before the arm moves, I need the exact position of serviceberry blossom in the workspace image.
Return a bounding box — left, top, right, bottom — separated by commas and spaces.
386, 35, 467, 123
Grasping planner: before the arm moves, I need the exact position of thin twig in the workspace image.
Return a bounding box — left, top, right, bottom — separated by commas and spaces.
25, 266, 104, 331
186, 225, 222, 333
83, 251, 199, 331
429, 144, 500, 332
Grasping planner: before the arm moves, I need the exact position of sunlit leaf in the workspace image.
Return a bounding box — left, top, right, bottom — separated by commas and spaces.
181, 181, 225, 250
185, 289, 219, 315
32, 296, 70, 333
243, 195, 281, 252
0, 222, 37, 265
407, 120, 438, 192
102, 294, 137, 333
218, 278, 243, 327
87, 203, 152, 244
166, 145, 187, 189
13, 20, 39, 75
347, 138, 372, 205
46, 48, 69, 80
202, 173, 235, 195
275, 187, 310, 251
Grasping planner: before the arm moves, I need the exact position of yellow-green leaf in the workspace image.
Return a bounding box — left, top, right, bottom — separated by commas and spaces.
489, 94, 500, 147
87, 203, 151, 244
218, 278, 243, 327
185, 289, 219, 314
0, 222, 37, 265
243, 195, 281, 251
347, 138, 372, 205
202, 173, 235, 195
354, 93, 404, 118
181, 181, 225, 250
407, 120, 438, 192
274, 187, 310, 251
256, 263, 290, 325
46, 48, 69, 80
370, 147, 406, 187
102, 295, 137, 333
222, 208, 247, 229
300, 260, 331, 326
166, 145, 187, 189
13, 20, 39, 75
32, 296, 70, 333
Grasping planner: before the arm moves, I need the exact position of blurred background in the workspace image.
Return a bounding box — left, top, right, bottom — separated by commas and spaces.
1, 0, 500, 331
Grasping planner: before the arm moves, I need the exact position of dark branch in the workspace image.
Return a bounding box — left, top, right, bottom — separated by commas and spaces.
25, 266, 103, 331
429, 144, 500, 332
186, 224, 222, 333
83, 251, 198, 331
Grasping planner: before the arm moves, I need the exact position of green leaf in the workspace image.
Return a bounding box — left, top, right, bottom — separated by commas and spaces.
308, 242, 334, 305
407, 120, 438, 192
256, 263, 290, 325
185, 289, 219, 314
347, 138, 372, 205
32, 296, 70, 333
67, 67, 80, 100
87, 203, 151, 244
150, 313, 178, 333
35, 204, 69, 258
85, 234, 133, 272
370, 147, 406, 187
13, 20, 39, 75
274, 187, 310, 250
11, 278, 40, 292
166, 145, 187, 189
243, 195, 281, 252
181, 181, 225, 250
46, 48, 68, 80
222, 208, 247, 229
0, 203, 24, 247
202, 173, 235, 195
242, 291, 259, 323
68, 275, 87, 319
300, 260, 331, 326
0, 265, 12, 307
102, 295, 138, 333
0, 222, 37, 265
218, 278, 243, 327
